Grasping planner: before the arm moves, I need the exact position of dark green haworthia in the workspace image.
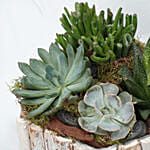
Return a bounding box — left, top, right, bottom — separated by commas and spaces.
119, 42, 150, 120
56, 2, 138, 63
12, 44, 93, 118
143, 38, 150, 85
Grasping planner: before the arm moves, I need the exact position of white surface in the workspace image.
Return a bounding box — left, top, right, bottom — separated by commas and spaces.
0, 0, 150, 149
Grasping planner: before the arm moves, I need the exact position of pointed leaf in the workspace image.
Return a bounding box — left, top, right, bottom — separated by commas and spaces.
38, 48, 52, 65
30, 59, 46, 78
67, 77, 92, 93
66, 44, 75, 69
18, 62, 41, 79
143, 38, 150, 85
12, 88, 60, 98
21, 97, 48, 105
26, 97, 56, 118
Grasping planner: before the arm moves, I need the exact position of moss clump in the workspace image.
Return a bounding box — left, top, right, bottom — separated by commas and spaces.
97, 54, 134, 86
21, 104, 50, 129
63, 93, 84, 117
95, 134, 121, 146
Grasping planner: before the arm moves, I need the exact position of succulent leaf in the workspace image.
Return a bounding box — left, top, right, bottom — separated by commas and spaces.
119, 41, 150, 120
78, 83, 136, 141
12, 44, 92, 118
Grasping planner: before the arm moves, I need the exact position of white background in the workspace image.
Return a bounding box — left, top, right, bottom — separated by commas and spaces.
0, 0, 150, 149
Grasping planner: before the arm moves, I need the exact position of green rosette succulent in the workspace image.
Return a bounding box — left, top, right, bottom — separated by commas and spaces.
119, 40, 150, 120
78, 83, 136, 141
12, 44, 93, 118
56, 2, 137, 63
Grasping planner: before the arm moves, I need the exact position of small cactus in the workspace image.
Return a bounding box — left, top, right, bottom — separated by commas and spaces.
56, 2, 137, 63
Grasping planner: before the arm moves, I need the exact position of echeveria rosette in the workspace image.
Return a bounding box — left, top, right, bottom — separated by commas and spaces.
78, 83, 136, 141
12, 44, 93, 118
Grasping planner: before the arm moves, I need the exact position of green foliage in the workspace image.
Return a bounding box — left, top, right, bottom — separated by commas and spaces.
56, 2, 137, 63
78, 83, 136, 141
12, 44, 92, 118
119, 42, 150, 120
143, 38, 150, 85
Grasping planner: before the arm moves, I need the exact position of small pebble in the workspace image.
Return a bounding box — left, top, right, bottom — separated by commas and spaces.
129, 120, 147, 140
56, 110, 79, 127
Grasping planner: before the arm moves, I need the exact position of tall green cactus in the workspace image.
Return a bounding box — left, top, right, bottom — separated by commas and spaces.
56, 2, 137, 63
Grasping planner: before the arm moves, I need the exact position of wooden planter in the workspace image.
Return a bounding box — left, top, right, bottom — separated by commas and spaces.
17, 118, 150, 150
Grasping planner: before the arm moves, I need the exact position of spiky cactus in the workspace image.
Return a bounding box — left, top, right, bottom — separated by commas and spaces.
119, 40, 150, 120
78, 83, 136, 141
12, 44, 93, 118
56, 2, 137, 63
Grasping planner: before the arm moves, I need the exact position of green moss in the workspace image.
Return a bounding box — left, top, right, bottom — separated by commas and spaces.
95, 134, 121, 146
21, 104, 50, 129
97, 54, 134, 86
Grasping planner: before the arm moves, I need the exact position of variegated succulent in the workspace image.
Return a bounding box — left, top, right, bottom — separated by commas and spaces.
119, 40, 150, 120
78, 83, 136, 141
12, 44, 93, 118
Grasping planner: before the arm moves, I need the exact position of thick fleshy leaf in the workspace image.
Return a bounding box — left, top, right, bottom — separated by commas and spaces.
119, 66, 147, 100
105, 94, 122, 111
78, 115, 101, 133
99, 115, 120, 132
21, 97, 49, 105
143, 38, 150, 85
67, 77, 92, 93
43, 88, 71, 115
46, 65, 60, 87
111, 116, 136, 141
70, 68, 91, 85
100, 83, 119, 95
38, 48, 52, 65
119, 92, 132, 104
30, 59, 46, 78
21, 76, 54, 90
132, 43, 147, 87
139, 109, 150, 120
78, 101, 98, 117
65, 44, 84, 84
59, 52, 68, 80
12, 88, 60, 98
95, 127, 108, 135
26, 97, 56, 118
84, 85, 105, 109
114, 102, 134, 124
111, 125, 130, 141
66, 44, 75, 70
18, 62, 41, 79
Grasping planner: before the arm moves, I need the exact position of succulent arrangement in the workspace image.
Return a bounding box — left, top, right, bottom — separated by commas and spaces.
11, 2, 150, 148
56, 2, 137, 63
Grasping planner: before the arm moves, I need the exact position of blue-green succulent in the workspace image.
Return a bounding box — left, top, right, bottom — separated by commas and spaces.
12, 44, 93, 118
78, 83, 136, 141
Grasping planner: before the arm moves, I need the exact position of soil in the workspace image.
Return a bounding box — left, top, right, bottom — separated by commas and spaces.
47, 117, 104, 148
